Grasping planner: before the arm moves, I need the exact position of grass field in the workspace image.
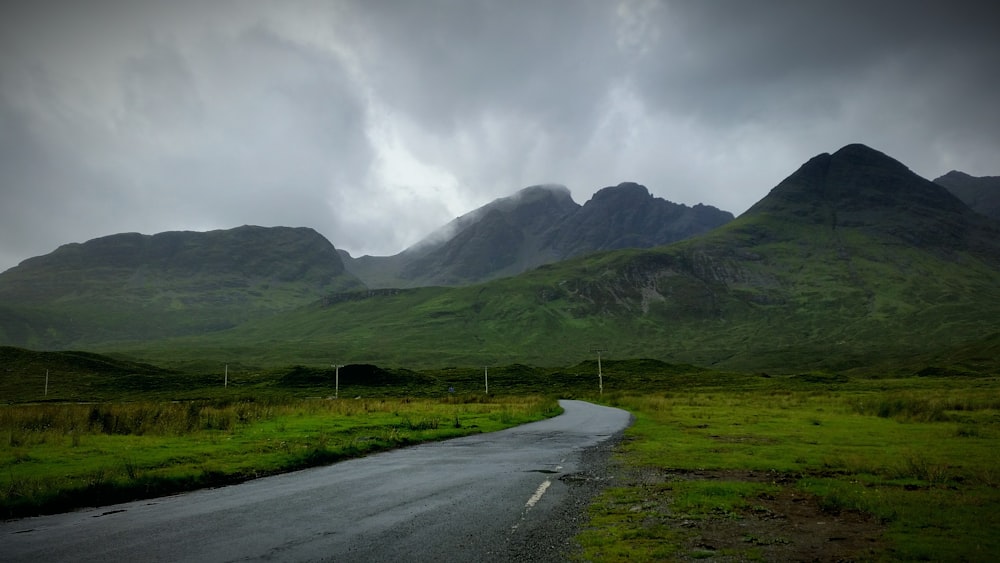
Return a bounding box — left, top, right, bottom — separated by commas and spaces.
0, 394, 560, 518
576, 375, 1000, 562
3, 349, 998, 561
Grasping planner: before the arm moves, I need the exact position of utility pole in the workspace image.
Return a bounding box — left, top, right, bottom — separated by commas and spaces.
591, 348, 608, 396
332, 364, 342, 399
225, 364, 228, 388
484, 366, 489, 395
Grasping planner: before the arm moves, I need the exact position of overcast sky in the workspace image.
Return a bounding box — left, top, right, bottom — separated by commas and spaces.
2, 1, 998, 272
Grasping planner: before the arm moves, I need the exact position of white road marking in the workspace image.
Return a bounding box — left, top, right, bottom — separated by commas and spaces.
511, 478, 554, 533
525, 479, 551, 509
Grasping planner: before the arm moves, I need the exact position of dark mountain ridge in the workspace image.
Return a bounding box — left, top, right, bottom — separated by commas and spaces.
934, 170, 1000, 221
343, 182, 734, 288
5, 225, 359, 298
546, 182, 733, 257
743, 144, 993, 258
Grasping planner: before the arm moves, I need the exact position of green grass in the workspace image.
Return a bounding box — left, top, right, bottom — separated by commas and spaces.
577, 376, 1000, 562
3, 345, 999, 561
0, 395, 560, 518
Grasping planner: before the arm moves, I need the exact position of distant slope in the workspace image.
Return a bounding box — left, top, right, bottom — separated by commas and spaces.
128, 144, 1000, 372
0, 345, 169, 375
0, 345, 168, 400
0, 225, 364, 348
934, 170, 1000, 220
343, 183, 733, 288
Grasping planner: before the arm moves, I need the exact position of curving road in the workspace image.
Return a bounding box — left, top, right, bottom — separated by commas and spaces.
1, 400, 631, 562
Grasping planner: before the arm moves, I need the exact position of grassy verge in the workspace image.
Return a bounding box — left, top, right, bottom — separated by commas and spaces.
1, 394, 560, 518
575, 376, 1000, 562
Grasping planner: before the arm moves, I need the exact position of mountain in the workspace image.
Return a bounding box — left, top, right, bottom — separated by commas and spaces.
934, 170, 1000, 221
0, 225, 363, 348
343, 183, 733, 287
4, 144, 998, 374
544, 182, 734, 258
743, 144, 989, 255
347, 185, 579, 287
120, 144, 1000, 372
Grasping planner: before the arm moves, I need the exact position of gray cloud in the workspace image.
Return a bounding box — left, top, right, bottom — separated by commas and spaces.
352, 2, 621, 131
1, 0, 998, 271
630, 1, 1000, 164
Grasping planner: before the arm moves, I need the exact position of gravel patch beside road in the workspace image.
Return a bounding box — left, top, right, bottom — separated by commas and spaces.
500, 424, 630, 562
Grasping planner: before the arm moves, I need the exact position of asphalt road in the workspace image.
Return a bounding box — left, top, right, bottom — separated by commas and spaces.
1, 400, 631, 562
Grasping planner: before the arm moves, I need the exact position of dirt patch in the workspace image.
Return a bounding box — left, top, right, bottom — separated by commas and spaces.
624, 468, 885, 562
694, 485, 884, 562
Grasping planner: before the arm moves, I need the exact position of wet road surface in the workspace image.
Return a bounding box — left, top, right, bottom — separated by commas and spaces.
1, 400, 631, 562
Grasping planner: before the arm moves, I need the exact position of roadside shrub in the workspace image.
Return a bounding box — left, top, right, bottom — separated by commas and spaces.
399, 416, 439, 430
897, 453, 950, 484
848, 391, 1000, 423
955, 424, 980, 437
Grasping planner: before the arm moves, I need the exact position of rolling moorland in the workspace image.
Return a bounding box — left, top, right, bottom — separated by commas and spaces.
2, 142, 999, 560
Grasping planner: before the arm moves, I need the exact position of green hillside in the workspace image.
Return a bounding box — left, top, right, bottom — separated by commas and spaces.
114, 145, 1000, 373
0, 226, 363, 348
2, 145, 998, 375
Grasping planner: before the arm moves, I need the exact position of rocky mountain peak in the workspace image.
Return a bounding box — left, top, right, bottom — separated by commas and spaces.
735, 144, 999, 260
498, 184, 579, 227
934, 170, 1000, 221
749, 143, 968, 221
937, 170, 974, 182
510, 183, 574, 203
588, 182, 652, 205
